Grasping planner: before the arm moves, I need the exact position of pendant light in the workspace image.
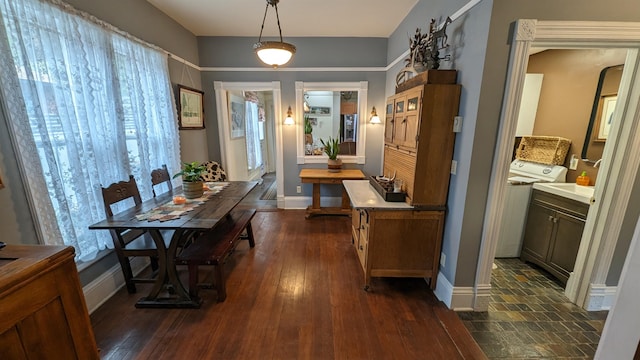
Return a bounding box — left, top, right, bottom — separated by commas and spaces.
253, 0, 296, 68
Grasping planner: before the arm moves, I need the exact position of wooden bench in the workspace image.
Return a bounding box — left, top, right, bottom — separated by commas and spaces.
175, 209, 256, 302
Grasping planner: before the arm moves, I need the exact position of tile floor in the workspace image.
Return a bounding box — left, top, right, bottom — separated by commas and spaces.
458, 258, 608, 359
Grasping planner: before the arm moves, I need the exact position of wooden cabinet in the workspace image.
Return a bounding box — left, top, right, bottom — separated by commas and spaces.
351, 207, 444, 290
0, 245, 99, 359
520, 190, 589, 284
383, 79, 461, 207
340, 101, 357, 115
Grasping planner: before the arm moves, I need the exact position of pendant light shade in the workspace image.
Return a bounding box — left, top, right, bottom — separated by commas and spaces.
254, 0, 296, 68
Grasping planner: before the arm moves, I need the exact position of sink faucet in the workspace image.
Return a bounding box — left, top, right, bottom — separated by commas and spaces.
594, 159, 602, 168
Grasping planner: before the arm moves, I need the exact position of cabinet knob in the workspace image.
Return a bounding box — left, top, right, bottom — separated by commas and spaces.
548, 215, 554, 222
359, 245, 363, 250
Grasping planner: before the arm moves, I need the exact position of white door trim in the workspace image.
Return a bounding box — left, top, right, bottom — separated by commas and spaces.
214, 81, 284, 208
474, 20, 640, 311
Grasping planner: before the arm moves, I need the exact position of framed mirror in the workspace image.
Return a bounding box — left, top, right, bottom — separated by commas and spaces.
295, 81, 368, 164
582, 64, 623, 161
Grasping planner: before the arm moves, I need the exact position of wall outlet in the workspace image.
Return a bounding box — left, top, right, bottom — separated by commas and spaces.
453, 116, 463, 132
450, 160, 457, 175
296, 185, 302, 193
569, 154, 579, 170
440, 253, 446, 267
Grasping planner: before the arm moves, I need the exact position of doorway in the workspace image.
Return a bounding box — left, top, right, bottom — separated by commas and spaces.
214, 81, 285, 209
475, 20, 640, 311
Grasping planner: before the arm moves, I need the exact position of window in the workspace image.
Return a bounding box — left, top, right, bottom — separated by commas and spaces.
295, 81, 368, 164
0, 0, 181, 261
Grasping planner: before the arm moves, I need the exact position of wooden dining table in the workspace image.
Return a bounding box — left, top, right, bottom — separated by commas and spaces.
89, 181, 257, 308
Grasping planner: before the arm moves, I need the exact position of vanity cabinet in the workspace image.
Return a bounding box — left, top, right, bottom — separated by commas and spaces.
383, 79, 461, 207
520, 190, 589, 284
351, 207, 445, 290
0, 245, 99, 359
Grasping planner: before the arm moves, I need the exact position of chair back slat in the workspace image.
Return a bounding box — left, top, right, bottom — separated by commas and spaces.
151, 164, 172, 197
101, 175, 142, 217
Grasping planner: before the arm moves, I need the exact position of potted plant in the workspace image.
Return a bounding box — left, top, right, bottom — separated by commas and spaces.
320, 136, 342, 172
173, 161, 206, 199
304, 116, 313, 145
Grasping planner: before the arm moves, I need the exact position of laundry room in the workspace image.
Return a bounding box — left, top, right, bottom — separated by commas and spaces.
492, 47, 627, 298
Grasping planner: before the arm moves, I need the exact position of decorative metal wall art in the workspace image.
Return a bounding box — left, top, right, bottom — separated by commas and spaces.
396, 17, 452, 87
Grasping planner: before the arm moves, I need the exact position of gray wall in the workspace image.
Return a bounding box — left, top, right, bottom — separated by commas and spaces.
197, 37, 388, 196
0, 0, 201, 286
386, 0, 640, 289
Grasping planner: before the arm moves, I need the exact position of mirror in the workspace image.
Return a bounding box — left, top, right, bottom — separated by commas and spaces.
303, 90, 358, 155
582, 64, 623, 161
295, 82, 368, 164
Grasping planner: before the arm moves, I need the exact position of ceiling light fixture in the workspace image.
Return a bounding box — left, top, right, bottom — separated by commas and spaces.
253, 0, 296, 68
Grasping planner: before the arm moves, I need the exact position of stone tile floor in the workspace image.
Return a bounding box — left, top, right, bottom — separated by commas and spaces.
458, 258, 608, 359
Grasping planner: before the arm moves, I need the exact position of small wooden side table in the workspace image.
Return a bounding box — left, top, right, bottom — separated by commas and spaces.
299, 168, 366, 219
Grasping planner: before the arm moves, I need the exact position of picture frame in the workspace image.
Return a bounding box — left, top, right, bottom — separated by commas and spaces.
308, 106, 331, 116
229, 94, 245, 139
596, 95, 617, 141
308, 117, 318, 126
177, 85, 205, 129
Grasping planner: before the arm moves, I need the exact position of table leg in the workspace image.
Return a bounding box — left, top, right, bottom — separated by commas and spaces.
312, 183, 321, 209
136, 229, 201, 308
341, 186, 351, 210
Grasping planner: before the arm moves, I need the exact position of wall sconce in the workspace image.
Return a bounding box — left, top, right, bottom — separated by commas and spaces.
284, 106, 294, 125
370, 106, 381, 124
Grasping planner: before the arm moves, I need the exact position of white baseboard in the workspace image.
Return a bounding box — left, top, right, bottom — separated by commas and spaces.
586, 284, 617, 311
82, 257, 149, 314
283, 195, 342, 209
434, 272, 475, 311
473, 284, 492, 311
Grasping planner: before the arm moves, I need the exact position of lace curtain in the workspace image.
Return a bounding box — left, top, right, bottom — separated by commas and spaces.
0, 0, 181, 261
244, 101, 262, 171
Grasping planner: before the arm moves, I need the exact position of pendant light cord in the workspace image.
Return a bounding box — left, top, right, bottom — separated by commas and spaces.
257, 0, 284, 43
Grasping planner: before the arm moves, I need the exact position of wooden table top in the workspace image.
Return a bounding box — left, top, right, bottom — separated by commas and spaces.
299, 168, 365, 180
89, 181, 257, 231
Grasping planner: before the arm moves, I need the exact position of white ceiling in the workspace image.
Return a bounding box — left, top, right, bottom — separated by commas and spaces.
147, 0, 418, 37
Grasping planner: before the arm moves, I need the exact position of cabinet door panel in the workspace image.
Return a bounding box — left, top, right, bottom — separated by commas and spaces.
384, 99, 395, 143
521, 202, 555, 262
547, 212, 585, 276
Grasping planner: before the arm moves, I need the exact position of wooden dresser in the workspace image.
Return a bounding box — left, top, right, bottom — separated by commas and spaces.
0, 245, 99, 359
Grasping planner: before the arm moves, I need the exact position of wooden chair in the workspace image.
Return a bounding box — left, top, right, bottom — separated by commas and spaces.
101, 175, 168, 294
199, 161, 227, 182
151, 164, 172, 197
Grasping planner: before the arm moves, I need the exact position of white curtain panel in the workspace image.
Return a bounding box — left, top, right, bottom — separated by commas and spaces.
0, 0, 180, 261
244, 101, 262, 171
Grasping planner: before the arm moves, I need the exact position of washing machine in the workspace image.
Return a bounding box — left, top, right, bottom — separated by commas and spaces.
494, 159, 568, 258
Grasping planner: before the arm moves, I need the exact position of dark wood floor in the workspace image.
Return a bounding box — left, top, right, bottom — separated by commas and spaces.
90, 210, 486, 359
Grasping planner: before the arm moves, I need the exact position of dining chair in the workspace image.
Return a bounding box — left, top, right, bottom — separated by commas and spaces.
199, 161, 227, 182
101, 175, 168, 294
151, 164, 173, 197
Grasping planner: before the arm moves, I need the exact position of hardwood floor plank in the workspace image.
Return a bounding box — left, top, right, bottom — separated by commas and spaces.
91, 210, 484, 359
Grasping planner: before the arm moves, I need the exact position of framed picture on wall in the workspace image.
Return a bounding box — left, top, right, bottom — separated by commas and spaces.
309, 106, 331, 116
597, 95, 617, 141
177, 85, 205, 129
229, 94, 245, 139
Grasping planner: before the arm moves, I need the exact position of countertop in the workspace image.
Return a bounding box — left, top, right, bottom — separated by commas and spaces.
343, 180, 414, 209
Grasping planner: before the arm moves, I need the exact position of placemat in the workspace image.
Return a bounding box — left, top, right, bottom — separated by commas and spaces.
136, 182, 229, 222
